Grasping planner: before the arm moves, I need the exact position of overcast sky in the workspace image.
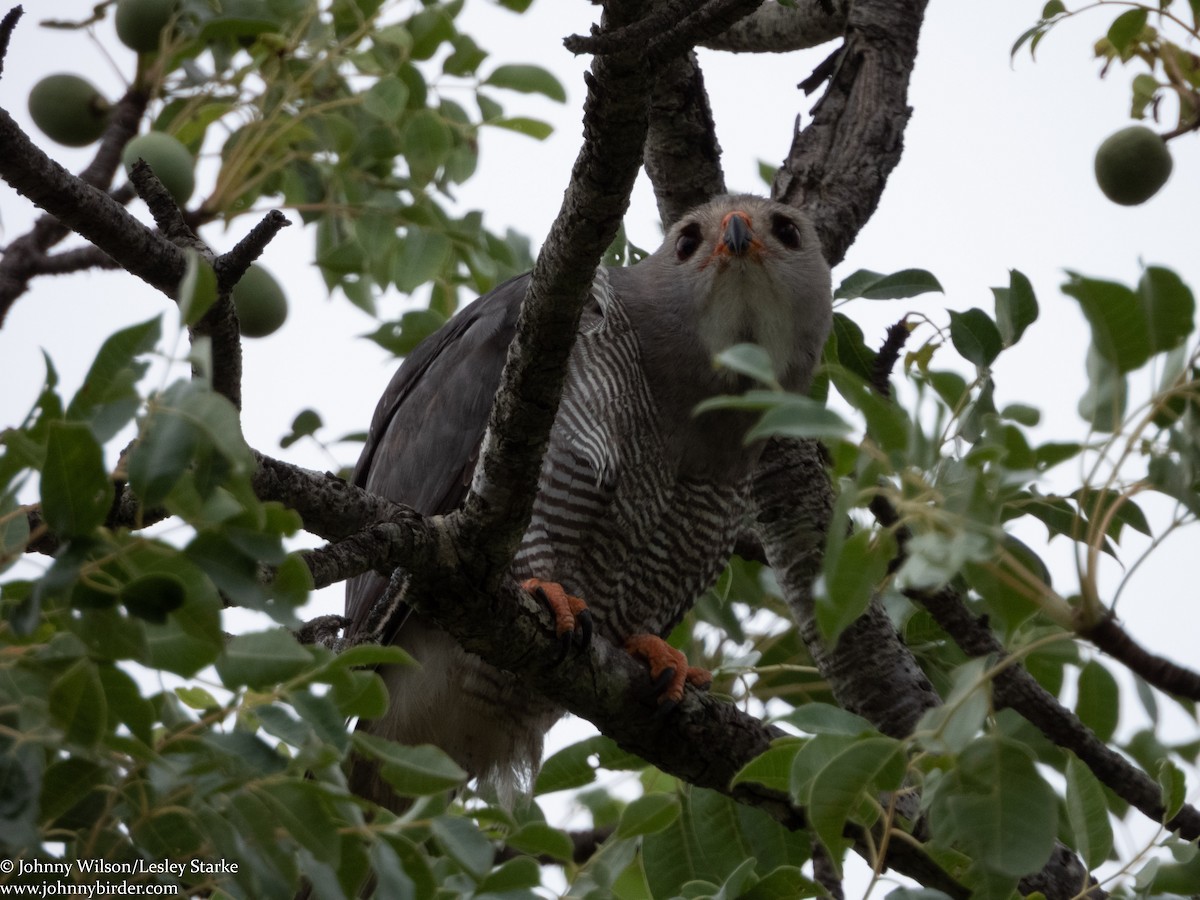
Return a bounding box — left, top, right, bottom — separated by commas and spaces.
2, 0, 1197, 890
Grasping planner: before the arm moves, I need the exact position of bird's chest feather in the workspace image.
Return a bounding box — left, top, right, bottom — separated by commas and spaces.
513, 294, 749, 641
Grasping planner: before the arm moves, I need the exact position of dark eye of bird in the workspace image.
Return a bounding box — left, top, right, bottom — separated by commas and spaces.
771, 215, 802, 250
675, 223, 702, 261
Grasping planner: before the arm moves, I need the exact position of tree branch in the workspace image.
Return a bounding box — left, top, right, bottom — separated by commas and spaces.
0, 105, 186, 300
702, 0, 847, 53
773, 0, 928, 265
914, 580, 1200, 840
0, 81, 148, 324
454, 0, 763, 583
644, 52, 726, 228
1081, 616, 1200, 702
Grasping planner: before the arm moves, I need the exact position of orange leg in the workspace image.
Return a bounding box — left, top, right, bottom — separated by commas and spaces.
522, 578, 592, 658
625, 633, 712, 707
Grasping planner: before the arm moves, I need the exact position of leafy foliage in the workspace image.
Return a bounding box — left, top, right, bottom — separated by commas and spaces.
2, 0, 1200, 898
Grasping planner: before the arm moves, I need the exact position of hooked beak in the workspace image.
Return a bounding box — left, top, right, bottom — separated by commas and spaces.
714, 211, 762, 261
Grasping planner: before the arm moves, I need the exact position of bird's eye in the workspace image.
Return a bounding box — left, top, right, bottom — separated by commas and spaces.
675, 223, 702, 261
771, 215, 802, 250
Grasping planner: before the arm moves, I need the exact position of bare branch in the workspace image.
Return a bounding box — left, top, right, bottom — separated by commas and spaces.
1082, 616, 1200, 701
0, 87, 148, 323
644, 52, 726, 228
0, 6, 23, 79
774, 0, 929, 265
702, 0, 847, 53
0, 106, 186, 301
564, 0, 763, 58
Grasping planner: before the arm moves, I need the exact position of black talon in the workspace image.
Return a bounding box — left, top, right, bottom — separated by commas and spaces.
576, 609, 594, 648
651, 666, 676, 695
554, 630, 573, 665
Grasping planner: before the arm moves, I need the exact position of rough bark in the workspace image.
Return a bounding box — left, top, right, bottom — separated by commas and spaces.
774, 0, 928, 265
703, 0, 848, 53
644, 52, 727, 228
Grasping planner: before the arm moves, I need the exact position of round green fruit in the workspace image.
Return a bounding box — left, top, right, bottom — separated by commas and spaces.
1094, 125, 1173, 206
116, 0, 177, 53
122, 132, 196, 205
28, 74, 110, 147
232, 264, 288, 338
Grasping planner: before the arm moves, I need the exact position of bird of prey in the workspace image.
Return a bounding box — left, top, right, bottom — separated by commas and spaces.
345, 194, 832, 808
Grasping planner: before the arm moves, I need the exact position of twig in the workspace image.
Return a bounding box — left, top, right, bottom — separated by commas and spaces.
0, 5, 22, 79
1081, 616, 1200, 701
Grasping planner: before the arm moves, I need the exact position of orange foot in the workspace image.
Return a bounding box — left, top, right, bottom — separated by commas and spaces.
522, 578, 593, 661
625, 633, 712, 709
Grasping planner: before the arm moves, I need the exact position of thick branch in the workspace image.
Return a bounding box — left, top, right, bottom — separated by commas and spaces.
752, 438, 941, 736
456, 0, 763, 582
773, 0, 927, 264
251, 452, 428, 546
702, 0, 847, 53
644, 52, 726, 228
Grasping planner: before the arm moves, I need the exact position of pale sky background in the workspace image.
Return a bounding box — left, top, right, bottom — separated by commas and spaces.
2, 0, 1198, 894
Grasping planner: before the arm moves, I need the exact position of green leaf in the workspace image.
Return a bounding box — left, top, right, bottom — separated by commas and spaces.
363, 75, 410, 122
643, 787, 810, 900
928, 735, 1057, 878
488, 117, 554, 140
1107, 7, 1149, 54
714, 343, 778, 386
740, 866, 821, 900
829, 367, 909, 452
778, 704, 877, 736
1078, 343, 1128, 432
992, 269, 1038, 347
818, 528, 896, 642
484, 64, 566, 102
1158, 758, 1188, 821
351, 733, 468, 795
1064, 273, 1151, 373
831, 313, 876, 383
835, 268, 943, 300
477, 856, 540, 893
407, 7, 454, 59
120, 572, 187, 624
1075, 660, 1120, 744
504, 822, 574, 862
617, 792, 681, 838
215, 629, 313, 689
1137, 266, 1195, 354
178, 252, 218, 327
65, 316, 160, 442
948, 308, 1003, 368
41, 421, 113, 537
808, 736, 906, 855
391, 227, 452, 294
50, 658, 107, 746
916, 658, 991, 754
731, 739, 803, 793
534, 737, 599, 794
431, 814, 493, 880
324, 643, 415, 670
402, 110, 453, 184
1065, 756, 1114, 868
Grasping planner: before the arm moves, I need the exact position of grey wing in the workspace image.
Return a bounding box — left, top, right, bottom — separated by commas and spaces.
344, 274, 527, 636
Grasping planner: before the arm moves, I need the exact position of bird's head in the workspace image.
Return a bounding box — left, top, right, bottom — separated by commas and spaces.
651, 194, 832, 392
